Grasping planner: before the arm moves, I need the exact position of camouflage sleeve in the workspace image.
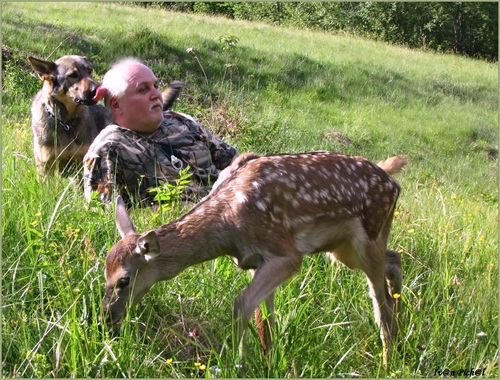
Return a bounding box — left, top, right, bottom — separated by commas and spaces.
196, 123, 238, 170
83, 142, 118, 205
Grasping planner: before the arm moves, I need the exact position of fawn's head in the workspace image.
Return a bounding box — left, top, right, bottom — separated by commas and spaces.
102, 196, 161, 327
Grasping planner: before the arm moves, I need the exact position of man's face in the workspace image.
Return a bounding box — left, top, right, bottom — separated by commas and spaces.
111, 64, 164, 133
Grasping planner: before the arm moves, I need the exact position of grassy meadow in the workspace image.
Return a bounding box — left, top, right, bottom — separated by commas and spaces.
2, 2, 498, 378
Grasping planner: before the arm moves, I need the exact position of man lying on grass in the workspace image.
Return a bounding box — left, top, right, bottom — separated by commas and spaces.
83, 57, 238, 207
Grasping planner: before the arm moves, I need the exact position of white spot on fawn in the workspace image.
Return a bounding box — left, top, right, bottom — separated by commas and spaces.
235, 191, 248, 204
255, 200, 267, 212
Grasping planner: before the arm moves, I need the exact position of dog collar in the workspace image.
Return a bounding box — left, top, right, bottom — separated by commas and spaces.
43, 103, 72, 131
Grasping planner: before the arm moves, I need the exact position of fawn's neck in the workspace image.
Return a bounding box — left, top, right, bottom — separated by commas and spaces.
154, 205, 232, 274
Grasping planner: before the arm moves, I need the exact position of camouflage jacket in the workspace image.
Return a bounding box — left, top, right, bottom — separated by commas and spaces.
83, 111, 238, 206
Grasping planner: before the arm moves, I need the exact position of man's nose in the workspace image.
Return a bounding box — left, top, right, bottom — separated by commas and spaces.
152, 87, 162, 99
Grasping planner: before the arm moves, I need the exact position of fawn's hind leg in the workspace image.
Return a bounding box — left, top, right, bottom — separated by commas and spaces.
254, 292, 275, 355
385, 249, 402, 336
361, 241, 395, 367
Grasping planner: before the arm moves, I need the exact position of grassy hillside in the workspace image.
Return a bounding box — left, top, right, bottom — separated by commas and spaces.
2, 2, 498, 378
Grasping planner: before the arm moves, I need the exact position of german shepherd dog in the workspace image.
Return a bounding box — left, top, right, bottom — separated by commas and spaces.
29, 55, 112, 175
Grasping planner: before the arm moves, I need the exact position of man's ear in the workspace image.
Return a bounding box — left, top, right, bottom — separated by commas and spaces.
109, 96, 123, 115
135, 230, 160, 262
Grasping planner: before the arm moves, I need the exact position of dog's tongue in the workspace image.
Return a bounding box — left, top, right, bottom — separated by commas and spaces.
92, 86, 108, 102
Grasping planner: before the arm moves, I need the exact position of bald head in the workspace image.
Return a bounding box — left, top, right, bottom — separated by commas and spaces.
102, 58, 146, 106
103, 58, 164, 133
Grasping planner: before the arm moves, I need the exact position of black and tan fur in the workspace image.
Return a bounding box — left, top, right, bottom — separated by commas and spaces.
29, 55, 112, 175
162, 80, 184, 111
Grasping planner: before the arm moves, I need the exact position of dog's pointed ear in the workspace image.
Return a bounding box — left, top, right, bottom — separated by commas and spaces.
28, 57, 56, 80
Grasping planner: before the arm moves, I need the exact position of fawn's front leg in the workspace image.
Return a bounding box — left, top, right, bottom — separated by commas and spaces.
234, 254, 301, 361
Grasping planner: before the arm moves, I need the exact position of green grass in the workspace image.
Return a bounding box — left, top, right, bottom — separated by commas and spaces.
2, 2, 498, 378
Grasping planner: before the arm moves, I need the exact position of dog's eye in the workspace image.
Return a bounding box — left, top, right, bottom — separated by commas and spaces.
68, 72, 79, 79
117, 277, 130, 289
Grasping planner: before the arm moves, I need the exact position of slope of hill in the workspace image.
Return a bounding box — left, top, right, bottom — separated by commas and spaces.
2, 2, 498, 378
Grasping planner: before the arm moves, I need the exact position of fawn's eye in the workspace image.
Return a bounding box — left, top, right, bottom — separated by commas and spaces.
117, 277, 130, 288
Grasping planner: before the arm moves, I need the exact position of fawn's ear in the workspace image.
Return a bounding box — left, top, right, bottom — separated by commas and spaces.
115, 196, 136, 238
135, 230, 160, 262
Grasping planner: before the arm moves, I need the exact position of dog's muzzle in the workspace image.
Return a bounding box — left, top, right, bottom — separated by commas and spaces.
74, 86, 107, 106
